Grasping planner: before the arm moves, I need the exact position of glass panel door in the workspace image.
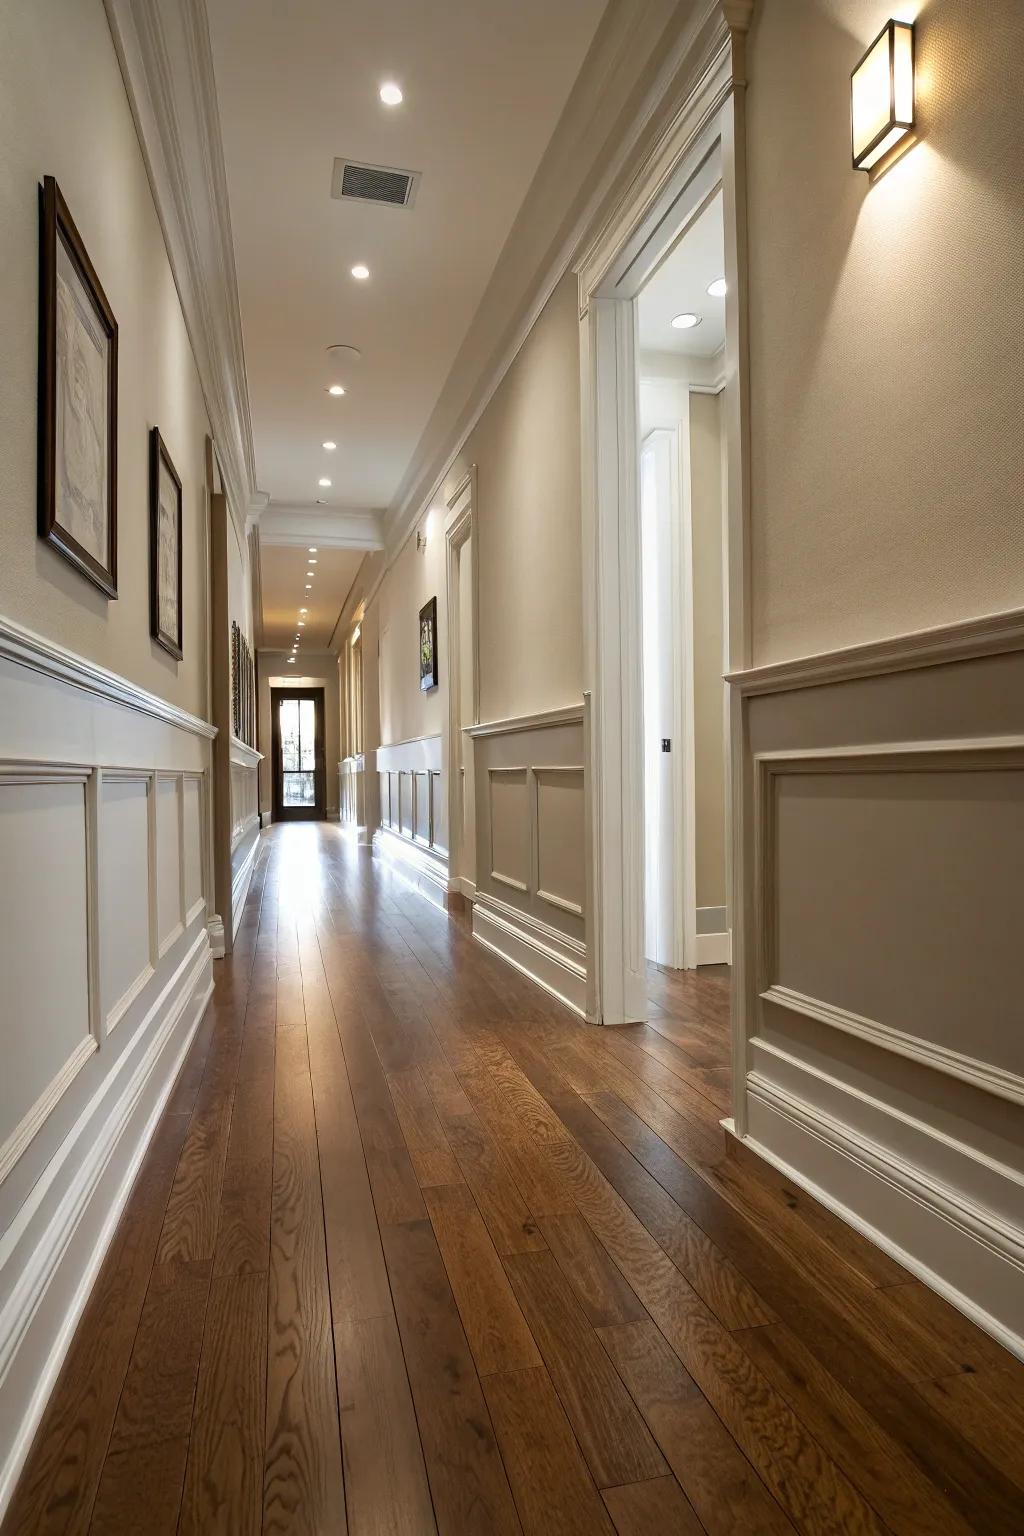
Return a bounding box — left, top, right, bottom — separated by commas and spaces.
274, 690, 323, 818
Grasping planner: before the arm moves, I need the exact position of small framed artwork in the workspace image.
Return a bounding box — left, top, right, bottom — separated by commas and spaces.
419, 596, 438, 692
38, 175, 118, 597
149, 427, 183, 659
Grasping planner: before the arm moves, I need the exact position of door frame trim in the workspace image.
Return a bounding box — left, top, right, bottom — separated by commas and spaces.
443, 468, 479, 896
271, 686, 326, 821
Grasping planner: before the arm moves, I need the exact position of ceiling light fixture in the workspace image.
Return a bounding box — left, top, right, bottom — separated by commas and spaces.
287, 657, 295, 664
379, 81, 403, 106
309, 558, 318, 564
351, 263, 370, 281
318, 478, 331, 488
852, 19, 915, 174
298, 621, 305, 627
327, 384, 345, 396
707, 278, 727, 298
306, 584, 312, 590
322, 441, 336, 451
671, 313, 701, 330
300, 607, 308, 614
308, 546, 318, 552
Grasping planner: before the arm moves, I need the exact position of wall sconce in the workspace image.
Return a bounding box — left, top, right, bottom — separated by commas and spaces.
851, 19, 915, 174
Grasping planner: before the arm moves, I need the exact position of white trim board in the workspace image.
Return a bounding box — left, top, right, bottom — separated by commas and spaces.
0, 931, 213, 1519
0, 615, 215, 739
741, 1076, 1024, 1364
375, 825, 449, 911
465, 703, 585, 739
473, 891, 587, 1018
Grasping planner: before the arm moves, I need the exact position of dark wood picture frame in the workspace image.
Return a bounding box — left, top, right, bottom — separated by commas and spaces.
149, 427, 184, 659
419, 595, 438, 692
38, 175, 118, 598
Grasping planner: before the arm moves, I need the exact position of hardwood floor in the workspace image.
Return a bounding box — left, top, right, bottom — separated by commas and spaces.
7, 822, 1024, 1535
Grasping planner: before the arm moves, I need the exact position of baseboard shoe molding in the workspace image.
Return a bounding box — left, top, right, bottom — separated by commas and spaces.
0, 613, 216, 739
375, 826, 449, 910
744, 1073, 1024, 1363
696, 930, 731, 965
0, 931, 213, 1518
472, 891, 587, 1017
762, 983, 1024, 1109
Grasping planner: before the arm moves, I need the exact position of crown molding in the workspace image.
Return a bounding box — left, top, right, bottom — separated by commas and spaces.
260, 506, 385, 551
104, 0, 257, 547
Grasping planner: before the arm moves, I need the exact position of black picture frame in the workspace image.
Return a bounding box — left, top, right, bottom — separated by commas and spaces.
419, 596, 438, 692
149, 427, 183, 659
38, 175, 118, 598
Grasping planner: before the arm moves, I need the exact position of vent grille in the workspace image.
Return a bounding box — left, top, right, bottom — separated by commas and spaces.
331, 158, 419, 209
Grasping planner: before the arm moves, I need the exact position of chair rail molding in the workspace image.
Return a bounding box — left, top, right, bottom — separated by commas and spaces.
465, 703, 585, 739
103, 0, 260, 541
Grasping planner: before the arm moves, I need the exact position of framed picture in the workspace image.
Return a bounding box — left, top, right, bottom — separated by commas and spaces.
149, 427, 183, 659
38, 175, 118, 597
419, 595, 438, 692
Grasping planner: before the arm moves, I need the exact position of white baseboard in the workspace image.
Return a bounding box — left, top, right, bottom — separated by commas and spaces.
230, 825, 261, 940
374, 826, 449, 910
0, 931, 213, 1517
695, 929, 731, 965
473, 892, 587, 1016
743, 1074, 1024, 1364
207, 915, 226, 959
448, 875, 476, 902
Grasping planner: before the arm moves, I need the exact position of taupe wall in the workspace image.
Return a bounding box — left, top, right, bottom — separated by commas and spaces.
257, 651, 341, 817
0, 0, 213, 718
746, 0, 1024, 666
447, 273, 583, 723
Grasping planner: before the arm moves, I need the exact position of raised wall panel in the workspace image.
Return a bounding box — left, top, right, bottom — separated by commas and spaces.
770, 759, 1024, 1078
100, 775, 153, 1028
399, 772, 414, 838
535, 768, 585, 916
414, 771, 430, 845
155, 775, 183, 954
390, 771, 400, 829
489, 768, 530, 892
0, 775, 93, 1165
182, 776, 204, 920
429, 769, 446, 854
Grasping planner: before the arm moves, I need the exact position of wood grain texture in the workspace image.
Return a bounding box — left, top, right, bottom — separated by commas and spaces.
12, 823, 1024, 1536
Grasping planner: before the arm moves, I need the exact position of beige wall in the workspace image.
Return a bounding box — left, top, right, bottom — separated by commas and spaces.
377, 522, 447, 748
446, 272, 583, 723
0, 0, 213, 717
689, 391, 726, 911
257, 651, 341, 816
746, 0, 1024, 666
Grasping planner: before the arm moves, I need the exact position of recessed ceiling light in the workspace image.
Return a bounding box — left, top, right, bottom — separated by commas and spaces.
287, 657, 295, 664
309, 558, 318, 564
308, 546, 318, 552
298, 621, 305, 627
707, 278, 727, 298
322, 441, 336, 452
379, 81, 403, 106
318, 477, 331, 488
300, 607, 308, 614
327, 384, 345, 396
671, 312, 701, 330
351, 264, 370, 281
306, 584, 312, 590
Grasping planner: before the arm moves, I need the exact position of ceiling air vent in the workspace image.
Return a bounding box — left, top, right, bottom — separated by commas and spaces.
331, 158, 420, 209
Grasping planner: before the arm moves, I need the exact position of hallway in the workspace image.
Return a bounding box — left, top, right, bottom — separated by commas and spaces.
6, 824, 1024, 1535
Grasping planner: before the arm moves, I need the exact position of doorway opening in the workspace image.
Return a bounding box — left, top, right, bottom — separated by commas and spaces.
272, 687, 326, 821
637, 187, 730, 973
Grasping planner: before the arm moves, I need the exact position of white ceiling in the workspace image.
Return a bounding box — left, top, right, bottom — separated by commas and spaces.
206, 0, 607, 525
261, 544, 364, 651
638, 190, 726, 358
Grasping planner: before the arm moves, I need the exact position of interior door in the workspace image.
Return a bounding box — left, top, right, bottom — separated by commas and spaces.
272, 688, 325, 821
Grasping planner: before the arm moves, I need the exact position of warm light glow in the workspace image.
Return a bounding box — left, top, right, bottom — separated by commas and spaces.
379, 81, 403, 106
852, 20, 915, 172
300, 607, 308, 614
322, 441, 336, 451
671, 313, 701, 330
328, 384, 345, 396
305, 584, 312, 590
298, 621, 305, 627
287, 657, 295, 663
308, 546, 318, 552
318, 477, 331, 487
707, 278, 727, 298
309, 558, 318, 564
351, 264, 370, 281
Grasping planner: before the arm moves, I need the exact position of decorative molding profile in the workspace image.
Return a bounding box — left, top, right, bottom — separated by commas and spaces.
0, 1039, 97, 1191
259, 506, 385, 551
741, 1074, 1024, 1362
728, 604, 1024, 697
0, 615, 216, 739
473, 891, 587, 1017
761, 984, 1024, 1110
465, 703, 585, 739
103, 0, 259, 541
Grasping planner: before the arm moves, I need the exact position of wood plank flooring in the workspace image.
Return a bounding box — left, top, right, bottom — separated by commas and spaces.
6, 822, 1024, 1535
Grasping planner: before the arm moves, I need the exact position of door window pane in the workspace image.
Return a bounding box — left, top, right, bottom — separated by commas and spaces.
280, 698, 299, 771
299, 698, 315, 770
283, 772, 314, 806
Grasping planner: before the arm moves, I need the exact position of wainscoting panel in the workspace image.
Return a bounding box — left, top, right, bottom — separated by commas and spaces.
375, 735, 448, 906
229, 739, 262, 941
467, 706, 586, 1013
0, 615, 215, 1517
730, 634, 1024, 1360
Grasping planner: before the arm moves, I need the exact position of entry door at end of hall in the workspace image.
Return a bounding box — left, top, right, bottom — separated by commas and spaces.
273, 688, 325, 820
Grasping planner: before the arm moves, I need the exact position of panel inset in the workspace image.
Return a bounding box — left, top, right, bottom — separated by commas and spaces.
772, 762, 1024, 1076
535, 768, 585, 916
414, 772, 430, 845
0, 775, 92, 1159
156, 775, 182, 953
399, 772, 414, 838
182, 777, 203, 919
489, 768, 529, 892
101, 775, 152, 1026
